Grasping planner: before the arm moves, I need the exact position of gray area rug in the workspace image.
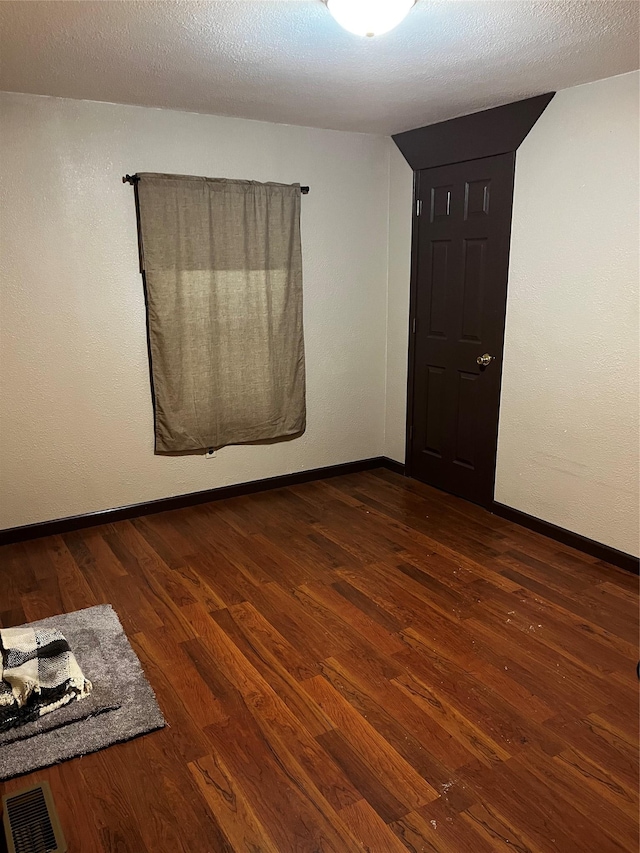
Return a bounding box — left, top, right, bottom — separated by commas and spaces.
0, 604, 165, 781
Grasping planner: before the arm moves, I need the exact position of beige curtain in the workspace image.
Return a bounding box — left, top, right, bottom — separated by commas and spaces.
135, 173, 305, 452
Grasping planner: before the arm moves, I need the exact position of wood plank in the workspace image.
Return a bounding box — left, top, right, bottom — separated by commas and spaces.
338, 798, 411, 852
391, 803, 501, 853
181, 615, 362, 811
319, 654, 476, 778
189, 753, 278, 853
211, 605, 332, 736
0, 468, 636, 852
303, 674, 440, 811
458, 756, 629, 853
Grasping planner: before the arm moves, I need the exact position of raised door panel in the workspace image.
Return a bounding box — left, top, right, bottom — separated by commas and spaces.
460, 238, 487, 344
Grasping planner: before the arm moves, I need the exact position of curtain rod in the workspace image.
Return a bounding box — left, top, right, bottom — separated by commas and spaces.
122, 174, 309, 193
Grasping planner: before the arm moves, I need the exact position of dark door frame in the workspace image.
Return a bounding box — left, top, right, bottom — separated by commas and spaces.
392, 93, 554, 499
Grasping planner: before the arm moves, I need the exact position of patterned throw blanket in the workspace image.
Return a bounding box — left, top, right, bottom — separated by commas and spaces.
0, 625, 92, 732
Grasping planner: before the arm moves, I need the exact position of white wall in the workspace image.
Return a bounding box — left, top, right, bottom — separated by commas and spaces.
383, 71, 639, 556
0, 92, 389, 529
383, 142, 414, 463
2, 75, 638, 556
495, 72, 639, 556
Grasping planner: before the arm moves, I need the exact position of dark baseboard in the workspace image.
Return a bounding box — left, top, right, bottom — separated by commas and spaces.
0, 456, 405, 546
491, 501, 639, 575
379, 457, 406, 476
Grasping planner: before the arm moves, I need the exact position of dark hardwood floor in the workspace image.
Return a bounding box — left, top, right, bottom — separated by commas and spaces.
0, 469, 638, 852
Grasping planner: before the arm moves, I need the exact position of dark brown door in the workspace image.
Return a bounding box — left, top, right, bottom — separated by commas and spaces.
408, 152, 515, 506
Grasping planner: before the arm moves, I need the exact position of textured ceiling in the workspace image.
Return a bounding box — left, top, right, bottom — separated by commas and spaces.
0, 1, 638, 135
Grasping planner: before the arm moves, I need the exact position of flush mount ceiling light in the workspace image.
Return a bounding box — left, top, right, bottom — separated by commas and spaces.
324, 0, 416, 38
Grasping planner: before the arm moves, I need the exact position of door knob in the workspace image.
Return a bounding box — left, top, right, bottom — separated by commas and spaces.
476, 353, 495, 367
